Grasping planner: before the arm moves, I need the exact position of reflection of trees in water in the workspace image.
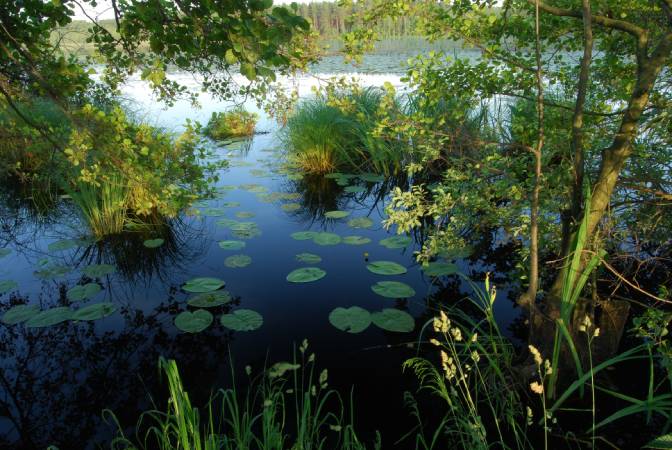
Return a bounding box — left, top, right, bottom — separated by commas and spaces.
0, 288, 240, 449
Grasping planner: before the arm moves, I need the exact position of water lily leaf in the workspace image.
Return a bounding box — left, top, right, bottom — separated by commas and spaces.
366, 261, 407, 275
379, 236, 412, 249
344, 185, 367, 194
371, 281, 415, 298
359, 173, 385, 183
335, 177, 350, 186
287, 267, 326, 283
296, 253, 322, 264
73, 302, 117, 321
82, 264, 116, 278
187, 291, 232, 308
347, 217, 374, 229
230, 222, 257, 231
220, 309, 263, 331
2, 304, 40, 325
221, 202, 241, 208
343, 236, 371, 245
232, 226, 262, 239
218, 240, 246, 250
225, 254, 252, 268
291, 231, 318, 240
66, 283, 102, 301
0, 248, 11, 258
324, 172, 346, 179
235, 211, 255, 219
202, 208, 227, 217
329, 306, 371, 333
48, 239, 78, 252
35, 265, 73, 279
182, 277, 225, 293
324, 210, 350, 219
246, 185, 268, 193
249, 169, 269, 177
371, 309, 414, 332
0, 280, 18, 294
26, 307, 73, 328
175, 309, 213, 333
281, 203, 301, 212
423, 262, 458, 277
216, 218, 239, 228
143, 238, 164, 248
219, 185, 237, 191
313, 233, 341, 246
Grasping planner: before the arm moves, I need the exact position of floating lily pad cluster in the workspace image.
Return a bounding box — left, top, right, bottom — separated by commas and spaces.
1, 302, 117, 328
328, 306, 414, 333
324, 172, 385, 187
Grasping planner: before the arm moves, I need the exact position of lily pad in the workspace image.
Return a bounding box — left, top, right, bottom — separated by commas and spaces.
2, 304, 40, 325
235, 211, 255, 219
371, 281, 416, 298
232, 226, 262, 239
371, 309, 415, 332
143, 238, 165, 248
218, 240, 246, 250
359, 173, 385, 183
379, 236, 412, 249
279, 192, 301, 200
0, 248, 11, 258
72, 302, 117, 321
48, 239, 78, 252
313, 232, 341, 246
296, 253, 322, 264
174, 309, 213, 333
423, 262, 458, 277
216, 218, 239, 228
187, 291, 232, 308
202, 208, 227, 217
66, 283, 102, 301
246, 185, 268, 194
347, 217, 374, 229
281, 203, 301, 212
82, 264, 116, 278
329, 306, 371, 333
291, 231, 318, 240
344, 185, 367, 194
26, 307, 73, 328
182, 277, 225, 293
324, 172, 346, 179
324, 210, 350, 219
286, 267, 326, 283
366, 261, 407, 276
220, 309, 263, 331
225, 254, 252, 268
35, 265, 73, 279
0, 280, 18, 294
343, 236, 371, 246
221, 202, 241, 208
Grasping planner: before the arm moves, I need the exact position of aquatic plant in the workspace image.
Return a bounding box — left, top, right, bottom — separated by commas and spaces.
68, 178, 129, 238
204, 108, 258, 140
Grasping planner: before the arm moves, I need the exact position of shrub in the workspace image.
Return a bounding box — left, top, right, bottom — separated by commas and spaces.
204, 108, 258, 140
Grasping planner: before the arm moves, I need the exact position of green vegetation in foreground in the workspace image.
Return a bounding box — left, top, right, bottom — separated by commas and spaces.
204, 108, 259, 140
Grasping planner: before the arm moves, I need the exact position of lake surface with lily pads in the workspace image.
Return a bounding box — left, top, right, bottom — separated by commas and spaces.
0, 64, 520, 448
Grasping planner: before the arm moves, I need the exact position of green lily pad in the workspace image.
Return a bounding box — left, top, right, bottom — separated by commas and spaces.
0, 248, 11, 258
82, 264, 116, 278
220, 309, 263, 331
281, 203, 301, 212
175, 309, 213, 333
72, 302, 117, 321
2, 304, 39, 325
247, 185, 268, 193
366, 261, 408, 275
329, 306, 371, 333
371, 309, 415, 332
344, 185, 367, 194
379, 236, 412, 249
313, 232, 341, 246
249, 169, 269, 177
216, 218, 239, 228
291, 231, 318, 240
423, 262, 458, 277
35, 265, 73, 279
219, 185, 237, 191
371, 281, 416, 298
343, 236, 371, 245
359, 173, 385, 183
66, 283, 102, 301
182, 277, 225, 293
324, 172, 346, 179
26, 307, 73, 328
232, 226, 262, 239
0, 280, 18, 294
218, 240, 246, 250
335, 177, 350, 186
230, 222, 257, 231
221, 202, 241, 208
347, 217, 374, 229
296, 253, 322, 264
143, 238, 165, 248
187, 291, 232, 308
48, 239, 78, 252
225, 254, 252, 268
235, 211, 255, 219
202, 208, 227, 217
324, 210, 350, 219
287, 267, 326, 283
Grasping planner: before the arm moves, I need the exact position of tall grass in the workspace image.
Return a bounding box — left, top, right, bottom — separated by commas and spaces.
68, 178, 128, 237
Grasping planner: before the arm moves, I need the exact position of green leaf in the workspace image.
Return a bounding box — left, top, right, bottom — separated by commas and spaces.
371, 281, 415, 298
187, 291, 232, 308
0, 280, 18, 294
175, 309, 213, 333
344, 185, 367, 194
313, 232, 341, 246
324, 210, 350, 219
48, 239, 78, 252
143, 238, 165, 248
366, 261, 407, 275
343, 236, 371, 245
218, 240, 246, 250
329, 306, 371, 333
1, 304, 39, 325
291, 231, 318, 240
296, 253, 322, 264
379, 236, 412, 249
645, 433, 672, 449
82, 264, 116, 278
240, 63, 257, 80
225, 254, 252, 268
423, 262, 458, 277
269, 361, 301, 378
347, 217, 374, 229
281, 203, 301, 212
26, 307, 73, 328
73, 302, 117, 321
225, 48, 238, 64
35, 265, 73, 279
287, 267, 326, 283
202, 207, 227, 216
66, 283, 102, 301
182, 277, 225, 293
359, 173, 385, 183
220, 309, 263, 331
371, 308, 414, 332
216, 218, 239, 228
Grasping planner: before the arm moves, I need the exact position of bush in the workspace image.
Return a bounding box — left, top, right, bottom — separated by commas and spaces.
204, 108, 258, 140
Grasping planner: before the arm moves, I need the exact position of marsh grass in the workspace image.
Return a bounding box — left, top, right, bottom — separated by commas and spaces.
68, 178, 129, 238
205, 108, 258, 140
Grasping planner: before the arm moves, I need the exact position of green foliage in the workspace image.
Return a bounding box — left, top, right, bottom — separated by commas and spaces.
204, 108, 258, 140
